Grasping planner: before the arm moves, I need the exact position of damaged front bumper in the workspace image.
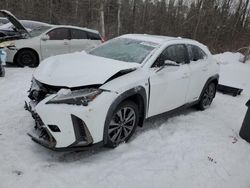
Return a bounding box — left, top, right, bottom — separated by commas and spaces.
25, 101, 102, 151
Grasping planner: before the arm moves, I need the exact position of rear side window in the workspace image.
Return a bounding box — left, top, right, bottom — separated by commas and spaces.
161, 44, 187, 64
47, 28, 70, 40
187, 45, 206, 61
71, 29, 87, 39
87, 32, 101, 40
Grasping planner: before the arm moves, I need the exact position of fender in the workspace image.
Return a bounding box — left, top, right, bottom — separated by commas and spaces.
103, 86, 147, 144
199, 74, 219, 100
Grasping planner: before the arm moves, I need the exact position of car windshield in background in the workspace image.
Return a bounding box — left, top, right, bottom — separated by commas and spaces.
29, 26, 52, 37
88, 38, 159, 64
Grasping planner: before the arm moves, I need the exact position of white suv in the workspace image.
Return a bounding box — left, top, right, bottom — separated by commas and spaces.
26, 34, 219, 151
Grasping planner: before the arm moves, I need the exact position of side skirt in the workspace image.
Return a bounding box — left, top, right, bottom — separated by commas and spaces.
146, 100, 199, 121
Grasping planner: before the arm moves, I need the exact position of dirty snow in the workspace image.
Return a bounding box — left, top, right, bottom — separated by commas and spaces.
0, 52, 250, 188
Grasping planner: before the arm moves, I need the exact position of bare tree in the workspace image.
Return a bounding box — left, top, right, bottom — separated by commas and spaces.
100, 0, 105, 37
0, 0, 249, 53
243, 45, 250, 63
117, 0, 122, 35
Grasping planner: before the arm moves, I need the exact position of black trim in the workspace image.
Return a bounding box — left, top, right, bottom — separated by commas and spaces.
217, 84, 243, 97
147, 78, 151, 114
199, 74, 219, 100
152, 43, 190, 67
46, 27, 71, 40
69, 114, 94, 147
29, 132, 103, 152
103, 86, 147, 144
147, 100, 199, 121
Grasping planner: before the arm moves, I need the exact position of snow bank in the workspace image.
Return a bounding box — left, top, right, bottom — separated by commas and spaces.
214, 52, 250, 93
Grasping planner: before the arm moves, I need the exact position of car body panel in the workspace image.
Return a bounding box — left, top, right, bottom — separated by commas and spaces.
5, 37, 42, 62
34, 52, 141, 88
4, 25, 102, 64
34, 91, 118, 147
148, 64, 191, 117
40, 38, 70, 60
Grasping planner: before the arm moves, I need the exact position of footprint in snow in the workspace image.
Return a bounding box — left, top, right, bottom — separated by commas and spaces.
229, 136, 238, 144
208, 156, 217, 164
12, 170, 23, 176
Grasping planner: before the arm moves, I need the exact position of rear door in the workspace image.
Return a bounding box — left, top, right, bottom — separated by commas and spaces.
41, 28, 70, 60
69, 29, 101, 52
185, 44, 210, 102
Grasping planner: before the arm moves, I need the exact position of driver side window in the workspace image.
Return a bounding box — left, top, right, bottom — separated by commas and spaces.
154, 44, 187, 67
47, 28, 70, 40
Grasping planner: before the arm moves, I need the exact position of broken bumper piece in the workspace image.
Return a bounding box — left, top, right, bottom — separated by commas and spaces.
28, 132, 103, 152
25, 100, 103, 151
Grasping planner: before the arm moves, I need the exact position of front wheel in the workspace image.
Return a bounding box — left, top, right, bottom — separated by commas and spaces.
16, 50, 39, 67
104, 101, 139, 148
198, 82, 216, 110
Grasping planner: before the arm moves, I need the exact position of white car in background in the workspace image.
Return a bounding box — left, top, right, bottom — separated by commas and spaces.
0, 20, 51, 32
0, 10, 103, 67
26, 34, 220, 151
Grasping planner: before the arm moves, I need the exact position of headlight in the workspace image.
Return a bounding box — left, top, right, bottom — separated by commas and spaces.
0, 41, 15, 48
46, 88, 102, 106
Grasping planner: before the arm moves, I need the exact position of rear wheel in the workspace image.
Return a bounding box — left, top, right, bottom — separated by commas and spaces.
104, 101, 139, 148
198, 82, 216, 110
16, 50, 39, 67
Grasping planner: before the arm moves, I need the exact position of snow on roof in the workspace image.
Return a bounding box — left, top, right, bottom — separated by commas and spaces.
120, 34, 177, 44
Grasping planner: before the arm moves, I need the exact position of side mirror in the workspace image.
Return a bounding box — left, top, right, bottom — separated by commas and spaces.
41, 34, 50, 41
156, 60, 180, 73
164, 60, 180, 67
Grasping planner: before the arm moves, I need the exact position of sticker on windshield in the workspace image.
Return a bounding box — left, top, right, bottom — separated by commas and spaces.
140, 42, 159, 48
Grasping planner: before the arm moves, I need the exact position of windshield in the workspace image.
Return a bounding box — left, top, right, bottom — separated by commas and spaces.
88, 38, 158, 64
29, 26, 52, 37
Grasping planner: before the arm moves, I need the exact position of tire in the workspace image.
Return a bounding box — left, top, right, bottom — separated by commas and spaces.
16, 50, 39, 67
0, 65, 5, 77
197, 82, 216, 110
104, 101, 139, 148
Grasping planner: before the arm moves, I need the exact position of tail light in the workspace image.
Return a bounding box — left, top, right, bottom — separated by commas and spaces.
101, 37, 106, 43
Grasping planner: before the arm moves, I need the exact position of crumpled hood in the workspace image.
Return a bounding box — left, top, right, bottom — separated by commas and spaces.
34, 52, 140, 88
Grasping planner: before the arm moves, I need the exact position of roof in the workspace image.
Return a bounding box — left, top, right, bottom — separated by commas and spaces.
120, 34, 177, 44
119, 34, 209, 51
52, 25, 100, 34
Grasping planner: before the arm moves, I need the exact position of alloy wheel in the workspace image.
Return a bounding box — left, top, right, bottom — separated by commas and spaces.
108, 107, 136, 144
202, 83, 215, 109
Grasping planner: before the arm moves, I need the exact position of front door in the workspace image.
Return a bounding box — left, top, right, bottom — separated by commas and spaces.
41, 28, 70, 60
148, 44, 191, 117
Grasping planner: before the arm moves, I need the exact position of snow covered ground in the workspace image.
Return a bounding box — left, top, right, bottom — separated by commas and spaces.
0, 52, 250, 188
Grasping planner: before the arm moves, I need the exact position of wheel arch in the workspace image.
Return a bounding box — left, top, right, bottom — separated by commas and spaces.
199, 74, 219, 100
14, 47, 40, 65
103, 86, 147, 144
